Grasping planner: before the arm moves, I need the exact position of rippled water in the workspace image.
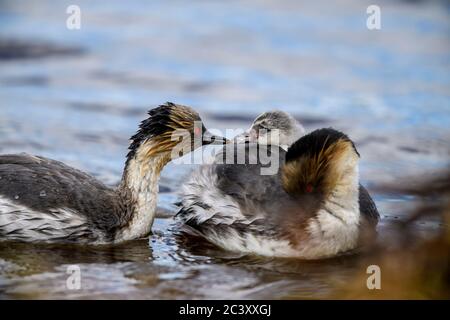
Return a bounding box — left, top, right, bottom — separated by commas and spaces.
0, 0, 449, 299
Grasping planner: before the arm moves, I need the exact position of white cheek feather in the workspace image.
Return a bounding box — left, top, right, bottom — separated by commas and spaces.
0, 196, 92, 243
256, 123, 305, 152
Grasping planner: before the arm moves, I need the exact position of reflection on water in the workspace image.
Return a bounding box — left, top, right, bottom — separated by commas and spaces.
0, 0, 449, 299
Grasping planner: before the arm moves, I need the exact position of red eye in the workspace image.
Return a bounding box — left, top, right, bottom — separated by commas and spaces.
306, 184, 313, 193
194, 127, 201, 136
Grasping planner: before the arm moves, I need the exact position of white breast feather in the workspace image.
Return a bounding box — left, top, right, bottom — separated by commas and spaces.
180, 166, 246, 225
0, 195, 93, 243
179, 166, 302, 257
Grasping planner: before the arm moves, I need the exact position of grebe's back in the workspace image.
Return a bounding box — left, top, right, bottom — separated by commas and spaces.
0, 153, 119, 243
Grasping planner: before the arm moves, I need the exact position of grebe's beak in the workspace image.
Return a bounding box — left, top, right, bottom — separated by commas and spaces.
202, 131, 229, 145
233, 132, 250, 144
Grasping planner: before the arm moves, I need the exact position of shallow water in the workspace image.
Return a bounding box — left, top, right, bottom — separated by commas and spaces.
0, 0, 449, 299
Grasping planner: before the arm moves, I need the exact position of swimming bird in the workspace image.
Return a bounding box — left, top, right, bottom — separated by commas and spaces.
177, 125, 379, 259
0, 102, 227, 244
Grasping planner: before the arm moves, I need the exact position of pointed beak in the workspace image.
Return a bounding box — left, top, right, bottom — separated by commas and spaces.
233, 131, 251, 144
202, 131, 229, 145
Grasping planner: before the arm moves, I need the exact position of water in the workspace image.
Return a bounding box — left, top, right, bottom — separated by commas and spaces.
0, 0, 449, 299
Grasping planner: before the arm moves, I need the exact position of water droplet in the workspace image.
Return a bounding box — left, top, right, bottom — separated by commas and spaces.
39, 190, 47, 197
14, 195, 19, 200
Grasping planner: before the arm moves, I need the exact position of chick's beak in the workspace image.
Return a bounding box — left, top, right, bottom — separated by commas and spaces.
202, 131, 229, 145
233, 131, 251, 144
233, 128, 258, 144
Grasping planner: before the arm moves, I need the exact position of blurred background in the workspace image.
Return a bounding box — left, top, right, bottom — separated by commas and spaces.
0, 0, 449, 299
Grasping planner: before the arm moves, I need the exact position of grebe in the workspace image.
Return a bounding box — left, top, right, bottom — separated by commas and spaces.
234, 110, 305, 150
177, 123, 379, 259
0, 102, 227, 244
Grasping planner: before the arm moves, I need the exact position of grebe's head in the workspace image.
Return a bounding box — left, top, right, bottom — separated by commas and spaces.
282, 128, 360, 197
235, 110, 305, 149
127, 102, 227, 163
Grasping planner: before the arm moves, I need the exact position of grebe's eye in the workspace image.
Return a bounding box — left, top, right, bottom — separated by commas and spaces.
194, 127, 202, 137
306, 184, 314, 193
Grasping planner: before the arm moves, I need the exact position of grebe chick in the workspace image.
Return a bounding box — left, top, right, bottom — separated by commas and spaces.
234, 110, 305, 150
177, 128, 379, 259
0, 102, 227, 244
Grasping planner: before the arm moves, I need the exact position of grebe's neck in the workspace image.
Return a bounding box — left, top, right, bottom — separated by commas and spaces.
116, 140, 171, 241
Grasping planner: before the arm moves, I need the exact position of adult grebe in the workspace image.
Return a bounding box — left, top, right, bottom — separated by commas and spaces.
0, 102, 227, 244
177, 125, 379, 259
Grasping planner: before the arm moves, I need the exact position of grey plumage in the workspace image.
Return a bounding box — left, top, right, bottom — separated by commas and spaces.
177, 127, 380, 258
234, 110, 305, 148
358, 183, 380, 226
178, 143, 379, 237
0, 154, 130, 242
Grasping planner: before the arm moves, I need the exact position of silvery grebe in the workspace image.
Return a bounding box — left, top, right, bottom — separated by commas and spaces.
234, 110, 305, 150
177, 116, 379, 259
0, 102, 227, 244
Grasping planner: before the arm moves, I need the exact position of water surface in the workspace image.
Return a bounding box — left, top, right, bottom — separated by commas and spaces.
0, 0, 449, 299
